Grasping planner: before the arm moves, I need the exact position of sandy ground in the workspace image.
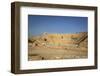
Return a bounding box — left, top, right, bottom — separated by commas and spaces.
28, 46, 88, 61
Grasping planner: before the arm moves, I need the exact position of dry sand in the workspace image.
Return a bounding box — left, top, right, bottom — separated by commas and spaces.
28, 47, 87, 61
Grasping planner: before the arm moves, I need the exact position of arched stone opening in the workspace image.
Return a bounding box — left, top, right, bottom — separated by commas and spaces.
44, 38, 47, 41
35, 43, 38, 46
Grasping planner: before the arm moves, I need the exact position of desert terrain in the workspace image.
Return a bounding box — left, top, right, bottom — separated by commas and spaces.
28, 32, 88, 60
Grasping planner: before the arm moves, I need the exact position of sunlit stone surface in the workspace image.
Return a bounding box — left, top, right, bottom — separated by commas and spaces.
28, 32, 88, 61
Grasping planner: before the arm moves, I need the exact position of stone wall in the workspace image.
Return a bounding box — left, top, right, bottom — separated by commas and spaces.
29, 32, 87, 48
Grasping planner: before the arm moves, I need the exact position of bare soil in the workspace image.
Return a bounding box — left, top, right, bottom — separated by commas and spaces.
28, 46, 88, 61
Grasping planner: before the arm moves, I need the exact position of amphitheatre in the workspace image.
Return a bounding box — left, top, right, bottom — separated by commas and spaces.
28, 32, 88, 61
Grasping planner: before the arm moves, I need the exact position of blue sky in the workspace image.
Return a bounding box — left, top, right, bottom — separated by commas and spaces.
28, 15, 88, 36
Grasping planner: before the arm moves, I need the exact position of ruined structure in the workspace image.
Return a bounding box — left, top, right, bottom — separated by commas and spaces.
28, 32, 88, 60
29, 32, 87, 48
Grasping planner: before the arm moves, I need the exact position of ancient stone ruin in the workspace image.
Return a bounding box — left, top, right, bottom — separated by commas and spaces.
28, 32, 88, 60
